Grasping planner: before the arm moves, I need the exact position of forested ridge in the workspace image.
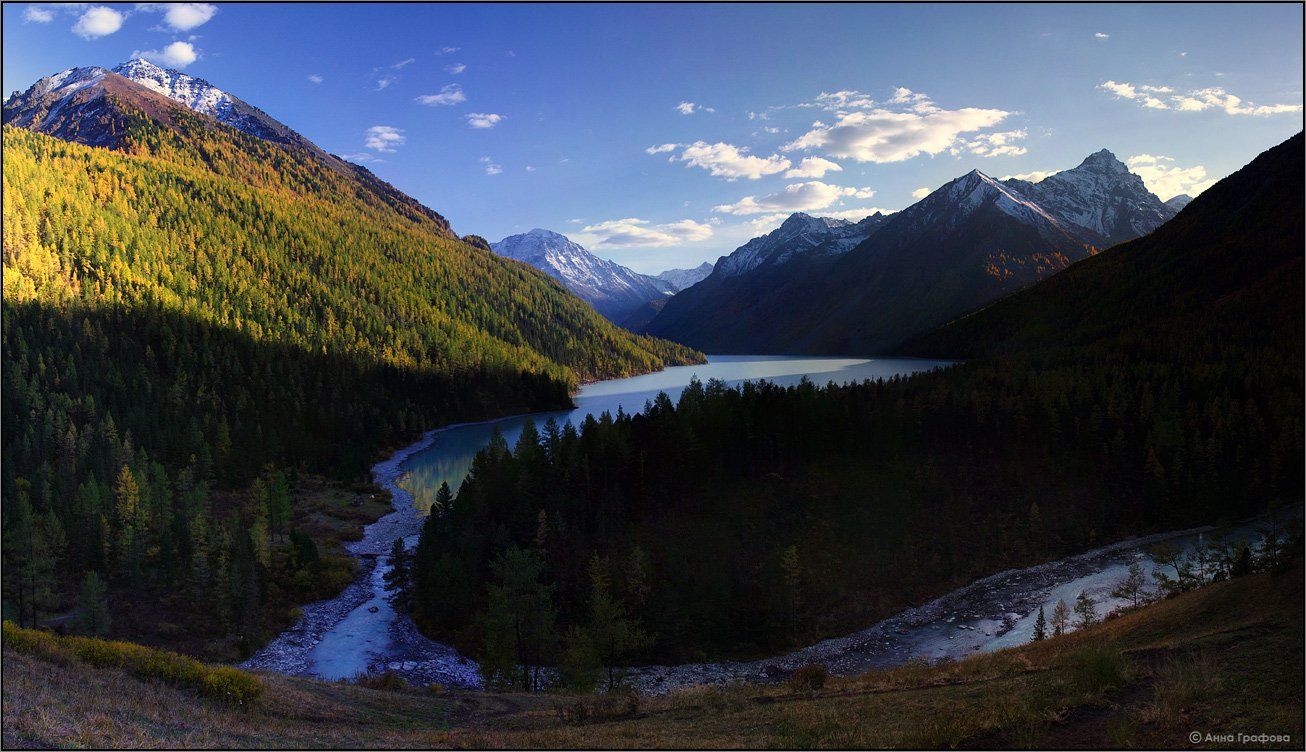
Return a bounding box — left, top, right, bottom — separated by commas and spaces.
0, 95, 698, 655
406, 134, 1302, 677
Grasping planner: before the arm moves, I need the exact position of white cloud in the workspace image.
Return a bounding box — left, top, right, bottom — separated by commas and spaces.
820, 207, 895, 221
783, 88, 1013, 163
445, 63, 467, 74
364, 125, 405, 152
579, 218, 714, 248
72, 6, 124, 39
784, 157, 842, 179
525, 165, 535, 172
713, 181, 875, 216
655, 141, 791, 180
438, 46, 460, 55
160, 3, 217, 32
307, 74, 324, 84
954, 129, 1028, 157
1099, 80, 1301, 116
24, 6, 54, 23
480, 156, 502, 175
1001, 170, 1056, 183
133, 41, 199, 68
675, 101, 715, 115
391, 57, 416, 69
415, 84, 466, 106
1095, 32, 1110, 39
1125, 154, 1217, 200
466, 112, 503, 129
375, 76, 396, 91
911, 187, 931, 199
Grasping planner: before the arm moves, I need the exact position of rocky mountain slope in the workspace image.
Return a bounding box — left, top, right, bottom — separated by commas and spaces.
643, 151, 1179, 354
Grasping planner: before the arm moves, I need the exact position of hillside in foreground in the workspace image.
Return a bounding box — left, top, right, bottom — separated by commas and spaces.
3, 559, 1300, 748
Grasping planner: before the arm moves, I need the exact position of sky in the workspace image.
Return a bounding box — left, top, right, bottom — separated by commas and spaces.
4, 3, 1303, 274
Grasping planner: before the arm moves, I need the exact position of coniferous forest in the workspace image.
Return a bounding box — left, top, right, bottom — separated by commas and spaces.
407, 134, 1303, 674
0, 111, 699, 656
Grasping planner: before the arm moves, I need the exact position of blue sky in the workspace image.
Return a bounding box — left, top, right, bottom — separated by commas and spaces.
5, 3, 1303, 273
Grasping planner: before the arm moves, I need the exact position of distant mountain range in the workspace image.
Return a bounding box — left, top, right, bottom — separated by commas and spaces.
491, 230, 715, 325
654, 262, 714, 291
643, 149, 1181, 353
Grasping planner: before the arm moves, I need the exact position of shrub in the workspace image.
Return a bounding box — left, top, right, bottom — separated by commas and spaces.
789, 663, 828, 692
2, 621, 264, 705
1066, 645, 1130, 694
354, 671, 412, 693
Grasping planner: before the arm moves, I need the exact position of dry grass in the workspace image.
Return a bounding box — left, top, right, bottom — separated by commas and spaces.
4, 563, 1301, 749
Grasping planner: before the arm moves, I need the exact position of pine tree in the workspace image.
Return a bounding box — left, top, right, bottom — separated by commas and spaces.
479, 546, 558, 691
1031, 605, 1047, 642
1074, 591, 1096, 630
1111, 561, 1149, 608
780, 544, 803, 644
77, 571, 111, 636
586, 554, 651, 691
384, 538, 410, 608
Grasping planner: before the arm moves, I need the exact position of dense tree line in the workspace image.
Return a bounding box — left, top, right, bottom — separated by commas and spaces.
408, 135, 1303, 671
0, 114, 697, 651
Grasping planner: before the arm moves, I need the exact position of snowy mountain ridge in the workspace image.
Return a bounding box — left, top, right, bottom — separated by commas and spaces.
492, 229, 672, 322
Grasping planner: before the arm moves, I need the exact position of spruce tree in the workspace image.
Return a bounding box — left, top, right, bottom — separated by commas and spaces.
1074, 591, 1096, 630
1031, 605, 1047, 642
77, 571, 111, 636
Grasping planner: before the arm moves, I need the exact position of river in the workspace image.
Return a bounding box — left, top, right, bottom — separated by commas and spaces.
243, 354, 1293, 693
244, 355, 950, 685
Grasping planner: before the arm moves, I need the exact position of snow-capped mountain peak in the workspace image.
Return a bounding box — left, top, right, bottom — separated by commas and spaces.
112, 59, 241, 126
654, 262, 715, 292
491, 229, 672, 322
1012, 148, 1174, 245
715, 211, 887, 278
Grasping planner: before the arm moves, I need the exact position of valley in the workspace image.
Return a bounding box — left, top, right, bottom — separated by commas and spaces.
1, 6, 1302, 748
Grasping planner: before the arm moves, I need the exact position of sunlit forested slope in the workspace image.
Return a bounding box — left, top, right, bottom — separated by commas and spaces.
0, 84, 698, 650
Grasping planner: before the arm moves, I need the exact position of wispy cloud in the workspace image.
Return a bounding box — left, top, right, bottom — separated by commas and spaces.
578, 218, 714, 248
911, 187, 931, 199
1094, 32, 1110, 39
480, 156, 503, 175
23, 6, 54, 23
307, 74, 324, 84
1000, 170, 1056, 183
953, 129, 1028, 158
676, 101, 715, 115
466, 113, 503, 129
364, 125, 405, 152
437, 46, 460, 55
445, 63, 467, 74
714, 181, 875, 215
375, 76, 397, 91
1099, 80, 1302, 115
391, 57, 415, 69
415, 84, 466, 106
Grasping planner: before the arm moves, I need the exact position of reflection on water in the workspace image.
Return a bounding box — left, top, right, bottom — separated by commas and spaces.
398, 355, 951, 512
